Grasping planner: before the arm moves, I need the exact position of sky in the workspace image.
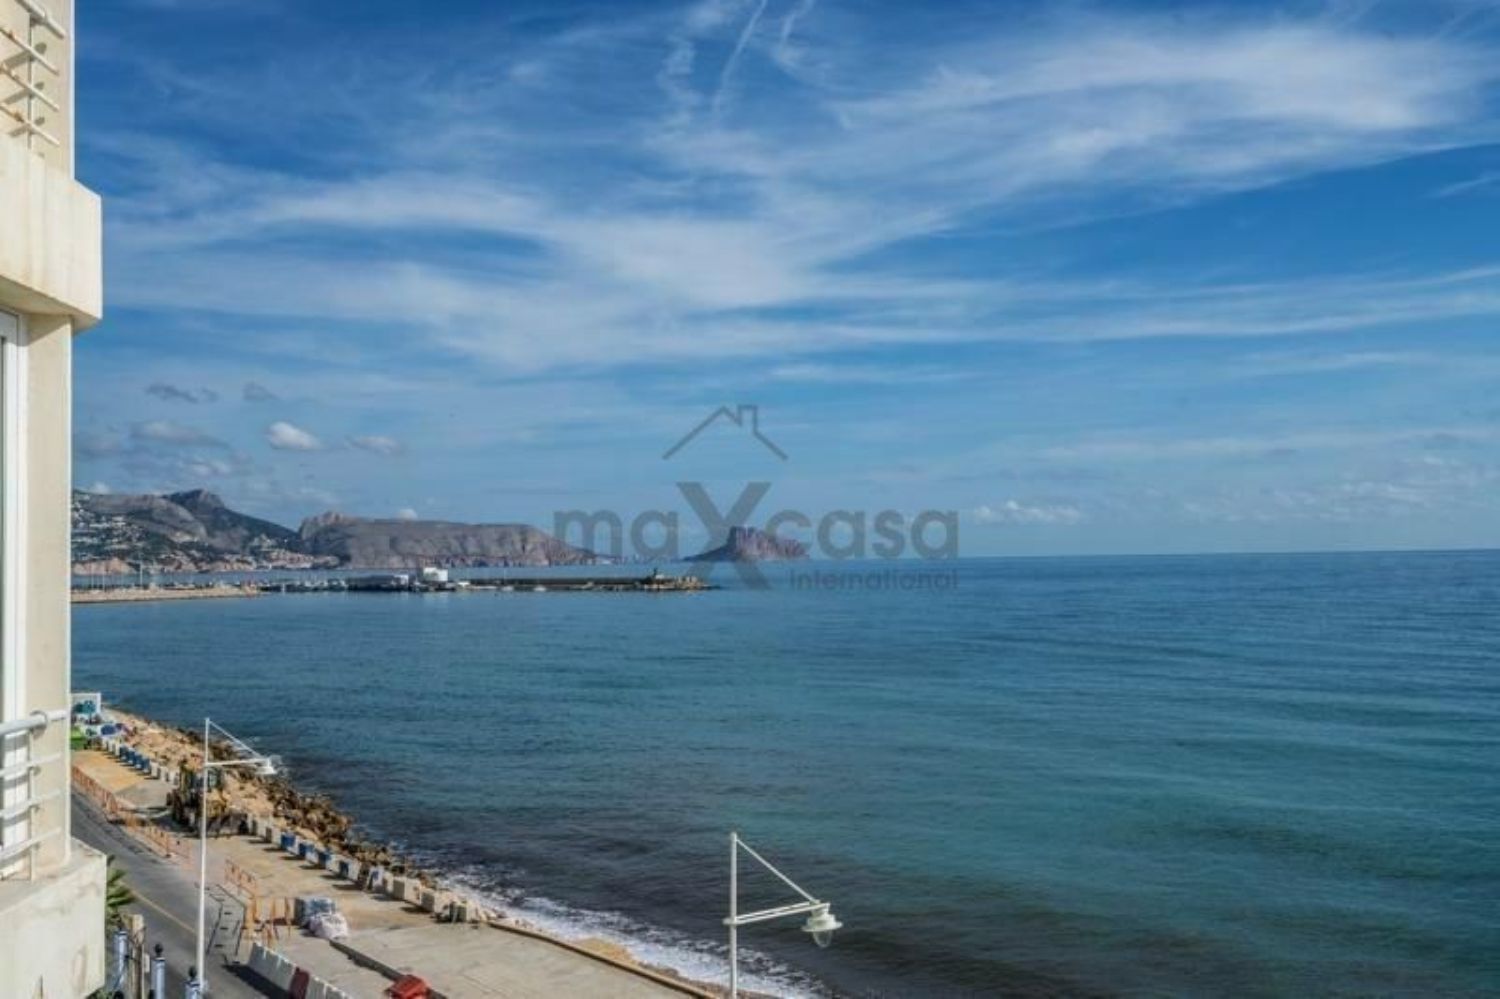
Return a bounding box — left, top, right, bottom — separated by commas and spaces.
72, 0, 1500, 556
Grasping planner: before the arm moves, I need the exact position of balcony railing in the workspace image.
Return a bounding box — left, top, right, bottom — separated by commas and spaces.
0, 0, 66, 150
0, 707, 67, 881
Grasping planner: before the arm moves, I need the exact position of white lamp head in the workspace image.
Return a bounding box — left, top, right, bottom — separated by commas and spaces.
801, 905, 842, 948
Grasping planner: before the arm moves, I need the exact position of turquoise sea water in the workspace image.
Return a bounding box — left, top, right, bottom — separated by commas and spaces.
73, 553, 1500, 996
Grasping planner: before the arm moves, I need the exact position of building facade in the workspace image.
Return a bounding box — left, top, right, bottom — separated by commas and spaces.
0, 0, 107, 995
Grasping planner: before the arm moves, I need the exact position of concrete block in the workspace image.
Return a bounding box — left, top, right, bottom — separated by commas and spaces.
247, 943, 295, 992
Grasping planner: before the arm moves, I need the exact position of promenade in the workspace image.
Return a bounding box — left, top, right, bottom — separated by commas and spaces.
72, 747, 713, 998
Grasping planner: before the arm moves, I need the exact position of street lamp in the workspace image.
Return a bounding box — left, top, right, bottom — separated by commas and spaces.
195, 718, 277, 995
723, 831, 842, 998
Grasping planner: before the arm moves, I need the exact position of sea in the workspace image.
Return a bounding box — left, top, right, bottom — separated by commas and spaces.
72, 552, 1500, 997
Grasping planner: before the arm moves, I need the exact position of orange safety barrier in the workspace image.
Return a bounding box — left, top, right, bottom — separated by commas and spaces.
225, 858, 262, 897
72, 763, 190, 860
239, 894, 296, 949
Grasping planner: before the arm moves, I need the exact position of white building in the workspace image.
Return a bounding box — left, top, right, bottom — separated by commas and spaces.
0, 0, 108, 995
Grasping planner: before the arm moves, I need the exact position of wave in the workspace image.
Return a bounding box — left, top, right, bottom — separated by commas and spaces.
416, 855, 836, 998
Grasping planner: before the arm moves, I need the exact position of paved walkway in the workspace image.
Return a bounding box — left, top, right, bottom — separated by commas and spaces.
73, 747, 711, 999
282, 922, 696, 999
71, 795, 265, 998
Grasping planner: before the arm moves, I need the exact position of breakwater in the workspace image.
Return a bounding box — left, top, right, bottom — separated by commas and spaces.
73, 570, 711, 602
72, 583, 260, 604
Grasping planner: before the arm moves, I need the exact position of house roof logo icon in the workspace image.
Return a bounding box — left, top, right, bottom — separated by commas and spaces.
662, 404, 788, 461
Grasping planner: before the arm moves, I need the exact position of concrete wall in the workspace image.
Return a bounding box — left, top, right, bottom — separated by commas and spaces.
0, 0, 74, 173
0, 6, 104, 995
0, 842, 106, 998
23, 316, 72, 871
1, 0, 99, 327
0, 135, 101, 325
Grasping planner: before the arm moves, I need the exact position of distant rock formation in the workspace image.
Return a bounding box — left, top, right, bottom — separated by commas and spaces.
72, 489, 598, 573
297, 512, 598, 569
685, 525, 808, 562
72, 489, 328, 574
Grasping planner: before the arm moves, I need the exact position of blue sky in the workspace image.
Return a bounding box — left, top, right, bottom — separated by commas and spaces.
72, 0, 1500, 555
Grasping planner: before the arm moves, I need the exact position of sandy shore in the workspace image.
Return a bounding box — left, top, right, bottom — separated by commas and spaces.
76, 710, 724, 998
73, 584, 261, 605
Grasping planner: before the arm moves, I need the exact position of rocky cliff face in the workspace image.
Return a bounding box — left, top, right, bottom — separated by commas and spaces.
74, 489, 603, 573
686, 525, 808, 562
296, 513, 598, 569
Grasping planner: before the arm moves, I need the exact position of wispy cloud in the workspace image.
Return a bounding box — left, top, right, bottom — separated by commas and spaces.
1430, 169, 1500, 198
712, 0, 769, 116
146, 382, 219, 404
348, 434, 403, 456
87, 5, 1500, 375
973, 500, 1086, 526
72, 1, 1500, 549
132, 420, 227, 448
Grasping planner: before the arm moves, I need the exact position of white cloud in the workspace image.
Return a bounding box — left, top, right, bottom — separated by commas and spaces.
265, 421, 323, 451
973, 500, 1086, 526
132, 420, 226, 448
184, 457, 235, 478
395, 507, 420, 521
348, 434, 403, 456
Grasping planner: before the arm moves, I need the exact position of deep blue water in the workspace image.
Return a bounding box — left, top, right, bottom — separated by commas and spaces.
73, 553, 1500, 996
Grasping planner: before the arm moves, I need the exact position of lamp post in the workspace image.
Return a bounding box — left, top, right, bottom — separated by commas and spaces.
723, 831, 842, 998
195, 718, 277, 996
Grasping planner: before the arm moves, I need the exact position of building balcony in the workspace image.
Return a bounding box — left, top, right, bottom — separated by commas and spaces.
0, 710, 107, 997
1, 0, 99, 328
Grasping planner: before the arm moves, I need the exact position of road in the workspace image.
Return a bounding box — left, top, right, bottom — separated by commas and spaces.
72, 794, 268, 998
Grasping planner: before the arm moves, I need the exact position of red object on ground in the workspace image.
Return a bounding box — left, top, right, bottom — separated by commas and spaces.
288, 968, 311, 999
386, 975, 431, 999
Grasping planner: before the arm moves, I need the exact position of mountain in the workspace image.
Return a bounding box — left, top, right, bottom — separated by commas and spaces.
72, 489, 326, 574
297, 511, 598, 569
72, 490, 599, 574
685, 526, 808, 562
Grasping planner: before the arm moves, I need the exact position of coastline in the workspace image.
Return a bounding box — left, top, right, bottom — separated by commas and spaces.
82, 706, 748, 998
73, 584, 261, 605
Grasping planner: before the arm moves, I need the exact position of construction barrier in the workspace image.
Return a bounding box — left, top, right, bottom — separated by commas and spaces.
72, 764, 189, 860
247, 943, 355, 999
240, 895, 298, 950
247, 942, 296, 992
225, 858, 262, 897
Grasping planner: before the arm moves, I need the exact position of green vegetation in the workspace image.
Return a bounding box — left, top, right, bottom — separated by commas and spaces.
105, 858, 135, 929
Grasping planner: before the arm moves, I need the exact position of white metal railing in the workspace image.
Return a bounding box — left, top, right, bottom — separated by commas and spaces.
0, 0, 66, 149
0, 707, 67, 881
